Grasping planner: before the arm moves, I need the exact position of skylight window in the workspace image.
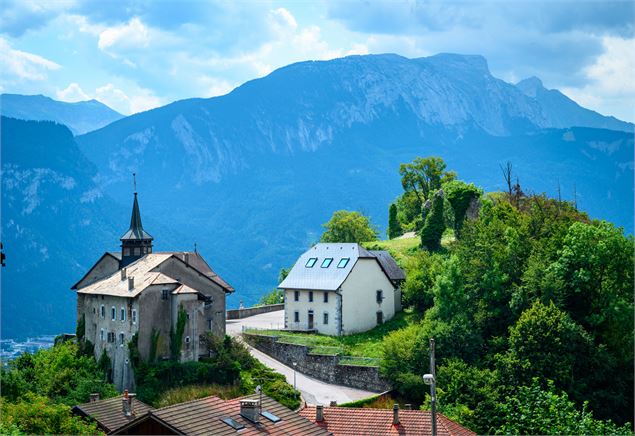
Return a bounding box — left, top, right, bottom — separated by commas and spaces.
305, 257, 317, 268
221, 417, 245, 430
337, 258, 350, 268
261, 411, 281, 423
321, 258, 333, 268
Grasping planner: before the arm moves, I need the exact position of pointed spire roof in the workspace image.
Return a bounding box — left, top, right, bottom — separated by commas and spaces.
120, 193, 153, 241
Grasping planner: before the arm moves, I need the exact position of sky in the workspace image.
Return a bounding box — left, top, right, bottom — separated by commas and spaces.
1, 0, 633, 121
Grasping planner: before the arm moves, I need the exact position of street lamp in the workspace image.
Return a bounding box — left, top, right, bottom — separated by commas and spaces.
292, 361, 297, 389
423, 338, 437, 436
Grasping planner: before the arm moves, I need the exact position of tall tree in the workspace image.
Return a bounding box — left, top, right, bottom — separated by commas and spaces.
420, 190, 446, 250
320, 210, 378, 243
399, 156, 456, 204
387, 203, 402, 239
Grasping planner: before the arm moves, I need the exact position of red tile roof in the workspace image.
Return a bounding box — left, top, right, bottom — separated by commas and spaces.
114, 394, 330, 435
299, 406, 476, 436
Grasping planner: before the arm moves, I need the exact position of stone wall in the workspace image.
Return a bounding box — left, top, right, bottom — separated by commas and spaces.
226, 304, 284, 320
243, 333, 391, 393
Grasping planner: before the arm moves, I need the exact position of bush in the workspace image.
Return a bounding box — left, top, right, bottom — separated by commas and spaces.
1, 393, 102, 435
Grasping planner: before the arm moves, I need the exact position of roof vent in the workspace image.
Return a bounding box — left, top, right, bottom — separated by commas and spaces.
316, 405, 324, 422
239, 399, 260, 423
393, 404, 399, 425
128, 277, 134, 291
121, 268, 127, 280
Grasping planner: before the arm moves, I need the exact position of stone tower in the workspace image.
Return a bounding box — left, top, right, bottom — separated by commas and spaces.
120, 192, 153, 267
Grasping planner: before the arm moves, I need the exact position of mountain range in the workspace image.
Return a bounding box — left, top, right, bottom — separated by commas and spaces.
0, 94, 123, 135
1, 53, 633, 339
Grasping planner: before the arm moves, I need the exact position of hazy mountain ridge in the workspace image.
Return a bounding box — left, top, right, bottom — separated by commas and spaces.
1, 117, 186, 339
2, 53, 633, 338
0, 94, 124, 135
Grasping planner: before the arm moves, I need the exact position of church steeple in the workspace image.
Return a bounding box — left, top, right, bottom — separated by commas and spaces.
120, 177, 153, 266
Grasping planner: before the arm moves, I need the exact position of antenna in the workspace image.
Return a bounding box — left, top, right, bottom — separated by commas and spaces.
194, 242, 198, 253
133, 173, 137, 193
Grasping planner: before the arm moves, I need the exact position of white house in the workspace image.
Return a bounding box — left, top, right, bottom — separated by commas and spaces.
278, 243, 405, 335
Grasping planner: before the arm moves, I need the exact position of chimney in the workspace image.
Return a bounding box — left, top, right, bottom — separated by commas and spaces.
393, 404, 399, 425
405, 404, 412, 410
90, 393, 100, 402
128, 277, 134, 291
184, 252, 190, 265
316, 405, 324, 422
329, 401, 337, 407
121, 390, 135, 416
121, 268, 127, 281
239, 399, 260, 423
122, 390, 131, 416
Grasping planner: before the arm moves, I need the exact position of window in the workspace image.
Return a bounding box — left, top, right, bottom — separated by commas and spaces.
323, 312, 329, 325
121, 307, 126, 322
294, 291, 299, 302
100, 329, 105, 341
208, 319, 213, 330
294, 311, 299, 323
119, 333, 125, 346
305, 257, 317, 268
324, 292, 329, 303
92, 307, 96, 314
162, 289, 169, 300
123, 248, 130, 256
134, 247, 140, 256
321, 258, 333, 268
100, 305, 105, 318
132, 309, 137, 324
377, 311, 383, 324
111, 307, 116, 321
107, 332, 115, 343
185, 336, 191, 349
309, 291, 313, 302
337, 258, 350, 268
376, 290, 383, 304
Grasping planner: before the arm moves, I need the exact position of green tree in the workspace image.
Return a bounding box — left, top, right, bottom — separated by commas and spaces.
443, 180, 481, 237
498, 301, 594, 397
399, 156, 456, 205
1, 393, 103, 435
258, 289, 284, 305
495, 379, 632, 435
320, 210, 378, 243
420, 190, 445, 250
401, 251, 444, 312
1, 341, 116, 406
387, 203, 402, 239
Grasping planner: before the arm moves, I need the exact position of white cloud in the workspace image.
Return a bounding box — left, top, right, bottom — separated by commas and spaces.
0, 37, 60, 83
98, 17, 150, 52
561, 36, 635, 122
269, 7, 298, 36
95, 83, 161, 114
56, 82, 90, 102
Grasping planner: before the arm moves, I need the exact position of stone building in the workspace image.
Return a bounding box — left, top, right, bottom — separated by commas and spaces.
72, 192, 233, 391
279, 243, 405, 335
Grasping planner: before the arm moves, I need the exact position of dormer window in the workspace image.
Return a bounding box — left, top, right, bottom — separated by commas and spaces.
337, 258, 350, 268
321, 258, 333, 268
305, 257, 317, 268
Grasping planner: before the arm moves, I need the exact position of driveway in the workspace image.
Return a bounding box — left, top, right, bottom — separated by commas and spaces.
226, 310, 377, 405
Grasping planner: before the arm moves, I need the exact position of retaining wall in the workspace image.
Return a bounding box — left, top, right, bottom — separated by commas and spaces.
226, 304, 284, 320
243, 333, 391, 393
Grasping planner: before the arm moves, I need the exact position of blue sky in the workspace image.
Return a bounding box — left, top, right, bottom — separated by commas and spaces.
1, 1, 633, 121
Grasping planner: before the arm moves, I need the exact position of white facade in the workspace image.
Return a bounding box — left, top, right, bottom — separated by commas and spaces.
281, 243, 402, 336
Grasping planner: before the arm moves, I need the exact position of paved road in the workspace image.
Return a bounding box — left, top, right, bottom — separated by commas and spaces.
226, 310, 377, 405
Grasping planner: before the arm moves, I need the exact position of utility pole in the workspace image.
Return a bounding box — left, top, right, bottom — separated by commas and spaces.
430, 338, 437, 436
